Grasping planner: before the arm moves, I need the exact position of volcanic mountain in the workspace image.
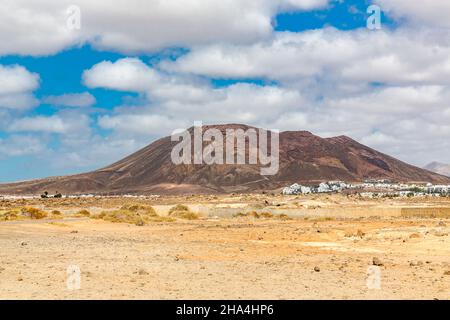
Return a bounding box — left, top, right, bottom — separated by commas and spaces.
1, 124, 448, 195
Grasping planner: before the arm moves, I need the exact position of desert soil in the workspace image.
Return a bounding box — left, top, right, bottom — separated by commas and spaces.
1, 194, 450, 300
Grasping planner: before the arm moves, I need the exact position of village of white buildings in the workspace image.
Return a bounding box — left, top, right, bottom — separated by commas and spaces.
282, 179, 450, 198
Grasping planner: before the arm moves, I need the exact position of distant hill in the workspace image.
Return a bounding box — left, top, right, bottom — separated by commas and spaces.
424, 162, 450, 177
1, 124, 449, 195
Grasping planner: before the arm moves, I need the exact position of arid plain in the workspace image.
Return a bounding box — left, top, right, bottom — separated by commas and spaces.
1, 194, 450, 300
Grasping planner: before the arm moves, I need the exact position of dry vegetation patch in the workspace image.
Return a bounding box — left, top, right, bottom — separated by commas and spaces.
47, 222, 69, 227
0, 210, 20, 221
401, 207, 450, 218
0, 207, 49, 221
51, 210, 63, 217
232, 211, 292, 220
76, 209, 91, 217
22, 207, 48, 219
93, 205, 174, 225
168, 204, 199, 220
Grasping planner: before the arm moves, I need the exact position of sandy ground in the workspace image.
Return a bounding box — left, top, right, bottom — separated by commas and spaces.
1, 194, 450, 300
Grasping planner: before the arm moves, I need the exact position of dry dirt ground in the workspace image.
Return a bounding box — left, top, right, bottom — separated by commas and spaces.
1, 194, 450, 300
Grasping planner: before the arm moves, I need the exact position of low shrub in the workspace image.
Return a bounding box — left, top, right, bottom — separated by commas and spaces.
232, 212, 247, 218
259, 212, 274, 218
232, 211, 290, 220
168, 204, 199, 220
51, 210, 63, 217
21, 207, 48, 219
47, 222, 69, 227
168, 204, 189, 214
94, 206, 172, 225
246, 211, 260, 219
120, 204, 157, 216
76, 209, 91, 217
277, 214, 292, 221
0, 211, 19, 221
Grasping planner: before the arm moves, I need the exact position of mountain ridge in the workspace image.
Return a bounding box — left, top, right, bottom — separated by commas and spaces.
424, 162, 450, 177
1, 124, 449, 195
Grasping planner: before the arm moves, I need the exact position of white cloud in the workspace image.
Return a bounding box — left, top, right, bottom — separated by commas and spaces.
0, 135, 47, 157
97, 81, 304, 137
162, 27, 450, 88
81, 55, 450, 167
0, 0, 329, 56
0, 65, 39, 94
9, 116, 67, 133
43, 92, 96, 108
83, 58, 159, 92
8, 112, 91, 134
0, 64, 40, 110
84, 58, 305, 137
0, 93, 39, 111
376, 0, 450, 28
83, 58, 218, 105
99, 114, 187, 137
280, 0, 329, 10
326, 85, 449, 114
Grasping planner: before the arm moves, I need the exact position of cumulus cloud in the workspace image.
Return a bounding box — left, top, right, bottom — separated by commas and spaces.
326, 85, 450, 114
269, 84, 450, 166
0, 135, 47, 157
97, 81, 304, 137
98, 114, 188, 137
80, 53, 450, 166
98, 83, 304, 136
375, 0, 450, 28
43, 92, 96, 108
161, 27, 450, 88
8, 116, 67, 133
83, 58, 159, 92
8, 112, 91, 135
0, 0, 330, 56
0, 64, 40, 110
83, 58, 305, 137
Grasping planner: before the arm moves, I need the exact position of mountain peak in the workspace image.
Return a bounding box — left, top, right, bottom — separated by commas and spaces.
326, 135, 355, 143
1, 124, 449, 195
424, 162, 450, 177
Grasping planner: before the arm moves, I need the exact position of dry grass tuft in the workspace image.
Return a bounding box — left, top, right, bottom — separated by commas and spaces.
232, 212, 247, 218
276, 214, 292, 221
21, 207, 48, 219
247, 211, 260, 219
259, 212, 274, 218
168, 204, 199, 220
50, 210, 63, 218
47, 222, 69, 227
1, 207, 51, 221
401, 208, 450, 218
232, 211, 291, 220
120, 204, 157, 216
0, 210, 20, 221
169, 204, 189, 214
76, 209, 91, 217
93, 206, 173, 225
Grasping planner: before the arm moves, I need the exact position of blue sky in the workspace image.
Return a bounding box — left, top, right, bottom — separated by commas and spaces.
0, 0, 449, 182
